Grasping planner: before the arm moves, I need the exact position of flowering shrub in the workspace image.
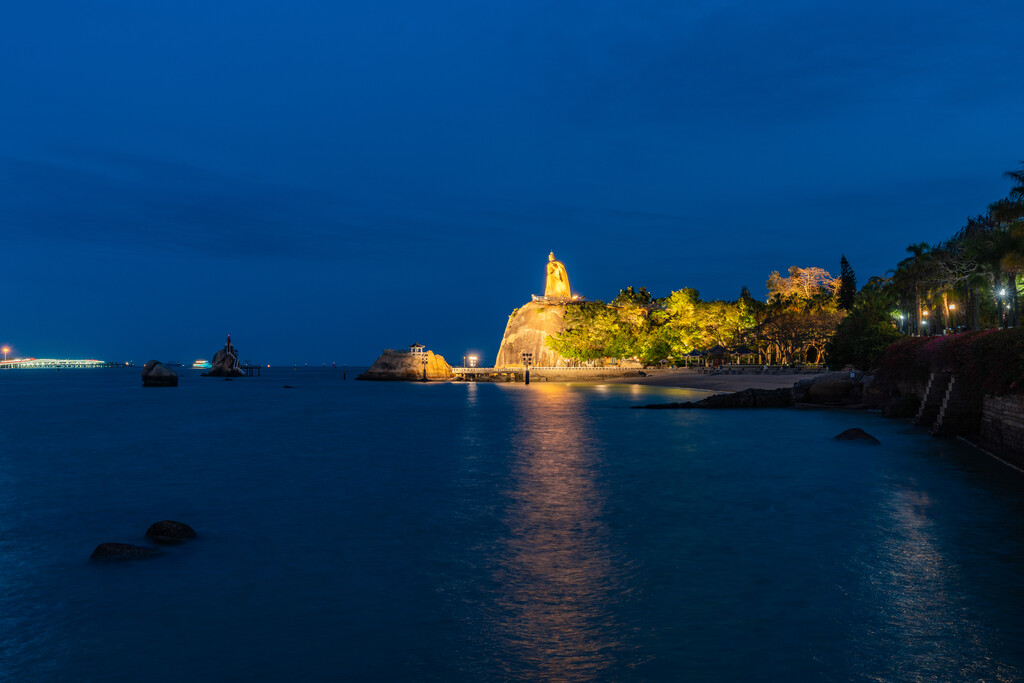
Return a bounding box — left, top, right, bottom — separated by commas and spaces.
877, 336, 932, 383
877, 329, 1024, 395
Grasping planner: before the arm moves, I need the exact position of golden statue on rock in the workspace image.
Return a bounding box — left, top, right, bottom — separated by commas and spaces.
545, 252, 572, 299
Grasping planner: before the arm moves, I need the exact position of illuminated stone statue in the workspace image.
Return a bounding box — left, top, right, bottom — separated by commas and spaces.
545, 252, 572, 299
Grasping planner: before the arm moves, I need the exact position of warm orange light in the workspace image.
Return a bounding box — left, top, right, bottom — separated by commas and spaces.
949, 304, 956, 310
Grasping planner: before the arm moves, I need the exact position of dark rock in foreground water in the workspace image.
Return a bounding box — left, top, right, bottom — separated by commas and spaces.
834, 428, 880, 444
141, 360, 178, 387
90, 543, 163, 561
145, 520, 197, 545
634, 387, 793, 409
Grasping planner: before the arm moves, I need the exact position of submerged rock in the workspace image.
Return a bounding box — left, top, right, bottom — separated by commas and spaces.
833, 428, 880, 444
141, 360, 178, 387
145, 520, 197, 545
90, 543, 163, 561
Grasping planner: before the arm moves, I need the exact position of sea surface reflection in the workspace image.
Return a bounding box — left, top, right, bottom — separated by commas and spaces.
490, 385, 625, 680
2, 371, 1024, 681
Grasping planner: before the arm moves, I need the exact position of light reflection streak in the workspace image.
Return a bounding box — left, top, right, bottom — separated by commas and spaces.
492, 384, 621, 680
857, 486, 1019, 682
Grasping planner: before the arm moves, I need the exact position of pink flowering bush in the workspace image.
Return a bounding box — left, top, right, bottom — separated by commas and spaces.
877, 329, 1024, 396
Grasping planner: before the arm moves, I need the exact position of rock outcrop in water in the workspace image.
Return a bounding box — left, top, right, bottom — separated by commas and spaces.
141, 360, 178, 387
206, 335, 244, 377
834, 428, 880, 443
633, 387, 794, 409
145, 520, 197, 545
494, 301, 570, 368
358, 346, 453, 381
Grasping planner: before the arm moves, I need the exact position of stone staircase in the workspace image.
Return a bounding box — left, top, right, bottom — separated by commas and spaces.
914, 371, 983, 437
915, 371, 950, 428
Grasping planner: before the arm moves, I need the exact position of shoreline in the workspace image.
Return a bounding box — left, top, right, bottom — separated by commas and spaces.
598, 369, 827, 393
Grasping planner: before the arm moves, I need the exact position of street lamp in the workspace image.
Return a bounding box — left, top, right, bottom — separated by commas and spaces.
521, 352, 533, 385
468, 355, 477, 368
421, 355, 428, 381
1, 346, 7, 362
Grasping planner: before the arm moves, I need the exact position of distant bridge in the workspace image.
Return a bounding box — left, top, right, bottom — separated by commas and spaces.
0, 359, 123, 369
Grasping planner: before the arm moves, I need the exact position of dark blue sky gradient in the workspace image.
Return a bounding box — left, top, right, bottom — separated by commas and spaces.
3, 1, 1024, 364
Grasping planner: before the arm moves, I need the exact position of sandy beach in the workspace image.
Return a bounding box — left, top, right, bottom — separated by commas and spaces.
602, 369, 827, 392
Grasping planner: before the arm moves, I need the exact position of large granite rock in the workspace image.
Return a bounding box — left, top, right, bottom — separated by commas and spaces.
206, 338, 244, 377
358, 350, 453, 381
141, 360, 178, 387
793, 370, 864, 405
494, 301, 569, 368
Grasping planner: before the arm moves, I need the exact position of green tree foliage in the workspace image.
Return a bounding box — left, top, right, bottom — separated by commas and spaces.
825, 276, 901, 370
544, 302, 623, 362
838, 255, 857, 310
612, 286, 652, 306
547, 275, 836, 366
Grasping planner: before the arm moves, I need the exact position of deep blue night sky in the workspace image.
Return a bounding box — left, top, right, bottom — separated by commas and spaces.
3, 1, 1024, 364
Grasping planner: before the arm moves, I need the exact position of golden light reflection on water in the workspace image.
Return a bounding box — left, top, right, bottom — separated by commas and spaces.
492, 384, 622, 681
861, 486, 1019, 682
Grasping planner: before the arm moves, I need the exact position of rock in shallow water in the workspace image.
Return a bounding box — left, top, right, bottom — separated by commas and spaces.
141, 360, 178, 387
145, 520, 197, 545
90, 543, 163, 561
833, 428, 880, 444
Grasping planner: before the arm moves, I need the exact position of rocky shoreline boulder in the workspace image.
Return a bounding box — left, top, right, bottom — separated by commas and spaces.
792, 370, 865, 406
141, 360, 178, 387
633, 387, 794, 409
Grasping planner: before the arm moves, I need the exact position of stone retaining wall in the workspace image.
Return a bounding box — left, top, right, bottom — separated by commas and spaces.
981, 395, 1024, 453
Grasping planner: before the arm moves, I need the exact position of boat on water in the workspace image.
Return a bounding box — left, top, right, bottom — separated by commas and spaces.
192, 359, 212, 369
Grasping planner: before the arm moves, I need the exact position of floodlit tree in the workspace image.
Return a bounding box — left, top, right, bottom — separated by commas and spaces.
766, 266, 839, 300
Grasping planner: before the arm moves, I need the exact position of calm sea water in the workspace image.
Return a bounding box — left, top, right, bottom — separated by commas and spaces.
1, 368, 1023, 681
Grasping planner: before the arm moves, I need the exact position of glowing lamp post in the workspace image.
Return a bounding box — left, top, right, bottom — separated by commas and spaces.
522, 352, 533, 385
1, 347, 7, 362
421, 355, 428, 381
468, 355, 477, 368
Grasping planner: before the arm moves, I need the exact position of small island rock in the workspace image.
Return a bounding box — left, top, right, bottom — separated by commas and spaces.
834, 428, 880, 444
141, 360, 178, 387
145, 520, 197, 545
90, 542, 163, 561
206, 335, 244, 378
